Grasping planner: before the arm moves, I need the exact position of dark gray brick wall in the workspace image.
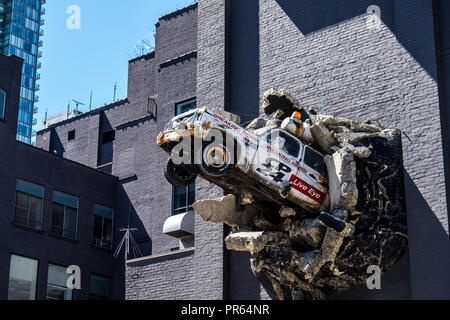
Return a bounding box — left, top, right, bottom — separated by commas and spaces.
194, 0, 229, 300
34, 0, 450, 300
128, 53, 156, 105
256, 0, 450, 299
155, 4, 198, 66
126, 250, 196, 300
35, 5, 202, 300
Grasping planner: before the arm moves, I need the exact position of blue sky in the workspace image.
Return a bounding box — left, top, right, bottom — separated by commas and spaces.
37, 0, 195, 130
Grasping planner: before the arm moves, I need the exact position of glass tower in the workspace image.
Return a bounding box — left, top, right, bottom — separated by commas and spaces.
0, 0, 45, 144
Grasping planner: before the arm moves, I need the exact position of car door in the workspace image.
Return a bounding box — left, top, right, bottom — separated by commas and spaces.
250, 129, 302, 193
288, 145, 328, 207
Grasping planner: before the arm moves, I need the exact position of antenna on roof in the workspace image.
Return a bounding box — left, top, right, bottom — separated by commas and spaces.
113, 204, 143, 261
71, 99, 85, 112
44, 108, 48, 127
89, 91, 93, 111
113, 82, 117, 101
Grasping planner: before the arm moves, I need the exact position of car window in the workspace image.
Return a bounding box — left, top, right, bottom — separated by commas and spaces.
267, 130, 300, 158
304, 147, 327, 178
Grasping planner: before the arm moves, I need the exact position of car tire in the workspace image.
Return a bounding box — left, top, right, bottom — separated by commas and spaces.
200, 141, 234, 177
164, 158, 197, 186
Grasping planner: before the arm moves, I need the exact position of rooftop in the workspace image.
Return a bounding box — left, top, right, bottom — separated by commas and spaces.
37, 98, 129, 134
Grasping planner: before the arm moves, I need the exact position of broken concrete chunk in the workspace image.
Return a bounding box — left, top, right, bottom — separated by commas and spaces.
240, 193, 254, 205
279, 206, 297, 218
262, 88, 300, 119
225, 231, 290, 254
193, 194, 253, 227
282, 217, 326, 249
246, 117, 267, 132
310, 123, 336, 154
342, 143, 372, 159
311, 114, 381, 133
325, 149, 358, 212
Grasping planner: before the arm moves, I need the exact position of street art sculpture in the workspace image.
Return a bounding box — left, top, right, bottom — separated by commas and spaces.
157, 89, 407, 300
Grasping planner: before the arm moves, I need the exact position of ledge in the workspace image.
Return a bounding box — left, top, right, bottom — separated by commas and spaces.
126, 247, 195, 266
11, 222, 44, 234
159, 51, 197, 70
158, 2, 197, 22
48, 232, 79, 244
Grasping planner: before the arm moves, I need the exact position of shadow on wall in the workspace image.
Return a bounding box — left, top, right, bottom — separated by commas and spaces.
99, 114, 114, 169
115, 182, 152, 258
275, 0, 438, 81
229, 0, 260, 122
403, 171, 450, 299
336, 171, 450, 299
112, 182, 152, 299
50, 128, 65, 157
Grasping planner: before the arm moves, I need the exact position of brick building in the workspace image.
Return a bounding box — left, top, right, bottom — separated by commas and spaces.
2, 0, 448, 300
0, 54, 118, 300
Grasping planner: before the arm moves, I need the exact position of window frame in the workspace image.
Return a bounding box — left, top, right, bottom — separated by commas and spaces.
303, 146, 328, 178
92, 204, 114, 250
46, 263, 73, 301
67, 130, 75, 141
89, 274, 110, 300
171, 98, 197, 217
0, 87, 6, 120
8, 254, 39, 300
172, 183, 195, 216
13, 179, 44, 230
175, 98, 197, 116
50, 191, 79, 241
266, 129, 302, 160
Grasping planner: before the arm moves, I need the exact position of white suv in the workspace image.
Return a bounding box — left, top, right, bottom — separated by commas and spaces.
157, 108, 328, 214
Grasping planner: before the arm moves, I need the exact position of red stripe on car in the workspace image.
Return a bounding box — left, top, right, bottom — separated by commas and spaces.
289, 175, 325, 203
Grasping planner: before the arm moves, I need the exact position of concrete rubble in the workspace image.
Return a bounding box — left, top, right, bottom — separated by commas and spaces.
193, 89, 408, 300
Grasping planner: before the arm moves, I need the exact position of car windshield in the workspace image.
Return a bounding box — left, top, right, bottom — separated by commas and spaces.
164, 111, 200, 132
304, 146, 327, 178
267, 130, 300, 158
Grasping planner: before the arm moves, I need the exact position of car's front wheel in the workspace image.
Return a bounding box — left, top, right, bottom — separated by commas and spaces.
164, 158, 197, 186
200, 141, 234, 177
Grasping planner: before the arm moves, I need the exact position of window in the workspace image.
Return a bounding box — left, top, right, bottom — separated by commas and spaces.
8, 254, 38, 300
172, 99, 197, 216
176, 98, 196, 116
89, 275, 110, 300
304, 147, 328, 178
93, 205, 114, 250
47, 264, 73, 300
50, 191, 79, 240
102, 130, 115, 144
173, 183, 195, 216
14, 179, 44, 230
0, 88, 5, 119
267, 130, 301, 158
68, 130, 75, 141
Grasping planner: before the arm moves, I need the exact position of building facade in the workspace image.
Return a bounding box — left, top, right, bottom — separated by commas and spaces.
0, 0, 45, 144
0, 53, 120, 300
22, 0, 450, 300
